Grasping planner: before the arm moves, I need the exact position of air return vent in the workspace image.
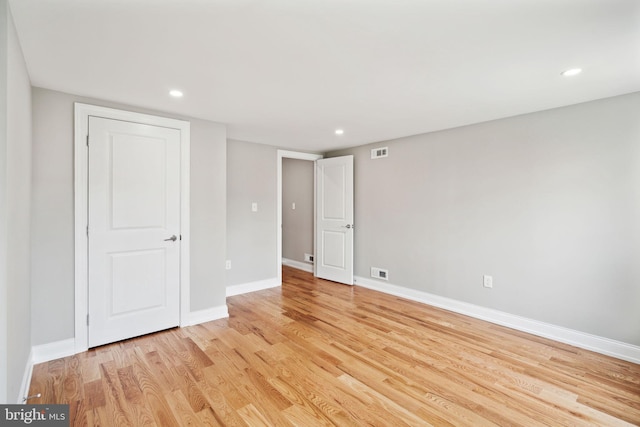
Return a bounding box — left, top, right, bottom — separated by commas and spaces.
371, 267, 389, 280
371, 147, 389, 159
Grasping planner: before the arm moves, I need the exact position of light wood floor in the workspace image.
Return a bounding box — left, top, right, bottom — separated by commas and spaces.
29, 266, 640, 426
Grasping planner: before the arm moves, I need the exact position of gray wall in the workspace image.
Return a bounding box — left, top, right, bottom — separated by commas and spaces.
226, 140, 278, 286
30, 87, 227, 346
0, 0, 32, 402
189, 120, 227, 311
328, 92, 640, 346
282, 158, 314, 263
0, 0, 8, 403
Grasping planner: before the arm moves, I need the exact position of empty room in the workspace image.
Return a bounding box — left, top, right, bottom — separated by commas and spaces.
1, 0, 639, 425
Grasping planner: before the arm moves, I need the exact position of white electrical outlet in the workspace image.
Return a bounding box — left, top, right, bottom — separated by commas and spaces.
483, 275, 493, 288
225, 260, 232, 270
251, 202, 258, 212
292, 202, 296, 210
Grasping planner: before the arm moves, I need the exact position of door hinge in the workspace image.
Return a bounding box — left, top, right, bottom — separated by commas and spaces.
86, 225, 89, 236
86, 135, 89, 146
180, 234, 182, 241
86, 314, 89, 326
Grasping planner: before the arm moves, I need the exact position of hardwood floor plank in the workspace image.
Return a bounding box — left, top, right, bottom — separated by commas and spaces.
181, 337, 214, 369
99, 361, 135, 427
173, 363, 210, 413
237, 403, 277, 427
196, 407, 226, 427
83, 379, 106, 410
85, 405, 110, 427
127, 348, 181, 426
143, 349, 179, 393
262, 356, 358, 426
164, 389, 203, 427
199, 370, 252, 426
28, 266, 640, 426
117, 365, 143, 405
282, 404, 336, 427
270, 374, 342, 426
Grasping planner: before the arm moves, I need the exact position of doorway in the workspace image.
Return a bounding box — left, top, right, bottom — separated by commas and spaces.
276, 150, 322, 284
282, 157, 315, 272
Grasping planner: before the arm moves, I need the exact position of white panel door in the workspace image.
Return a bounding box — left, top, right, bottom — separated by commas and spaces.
315, 156, 354, 285
88, 117, 181, 348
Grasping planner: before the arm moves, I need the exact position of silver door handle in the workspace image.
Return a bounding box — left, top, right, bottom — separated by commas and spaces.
164, 235, 177, 242
342, 224, 354, 229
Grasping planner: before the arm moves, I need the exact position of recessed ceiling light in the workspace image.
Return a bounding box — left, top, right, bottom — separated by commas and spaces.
169, 89, 183, 97
561, 68, 582, 77
335, 129, 344, 135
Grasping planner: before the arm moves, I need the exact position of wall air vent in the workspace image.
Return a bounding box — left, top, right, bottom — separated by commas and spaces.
371, 267, 389, 280
371, 147, 389, 159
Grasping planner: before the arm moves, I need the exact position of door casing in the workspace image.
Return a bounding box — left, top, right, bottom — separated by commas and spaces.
74, 103, 190, 354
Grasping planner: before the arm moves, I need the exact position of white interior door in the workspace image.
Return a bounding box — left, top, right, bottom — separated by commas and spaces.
315, 155, 354, 285
88, 116, 181, 348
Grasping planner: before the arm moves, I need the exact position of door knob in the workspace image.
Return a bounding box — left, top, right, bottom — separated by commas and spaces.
164, 235, 177, 242
342, 224, 354, 229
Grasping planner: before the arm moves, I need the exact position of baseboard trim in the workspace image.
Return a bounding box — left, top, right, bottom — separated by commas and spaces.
282, 258, 314, 273
354, 276, 640, 364
227, 277, 280, 297
32, 338, 76, 365
18, 348, 34, 404
182, 305, 229, 327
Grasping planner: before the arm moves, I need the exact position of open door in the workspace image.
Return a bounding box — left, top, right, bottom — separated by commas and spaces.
315, 155, 354, 285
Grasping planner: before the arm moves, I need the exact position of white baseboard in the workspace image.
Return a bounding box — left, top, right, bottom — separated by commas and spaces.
24, 338, 77, 400
18, 348, 34, 404
227, 277, 280, 297
354, 276, 640, 364
32, 338, 76, 365
282, 258, 314, 273
182, 304, 229, 327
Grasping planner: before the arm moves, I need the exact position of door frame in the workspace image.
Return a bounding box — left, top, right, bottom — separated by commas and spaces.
276, 150, 322, 284
74, 103, 190, 353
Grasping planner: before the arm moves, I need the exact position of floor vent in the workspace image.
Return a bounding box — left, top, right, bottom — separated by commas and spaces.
371, 267, 389, 280
371, 147, 389, 159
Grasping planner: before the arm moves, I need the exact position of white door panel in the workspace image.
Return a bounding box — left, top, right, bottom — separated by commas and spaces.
110, 249, 166, 314
110, 135, 167, 229
321, 164, 346, 219
315, 156, 354, 285
88, 117, 180, 348
321, 230, 347, 269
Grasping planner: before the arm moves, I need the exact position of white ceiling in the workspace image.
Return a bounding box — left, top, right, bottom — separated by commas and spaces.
9, 0, 640, 152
